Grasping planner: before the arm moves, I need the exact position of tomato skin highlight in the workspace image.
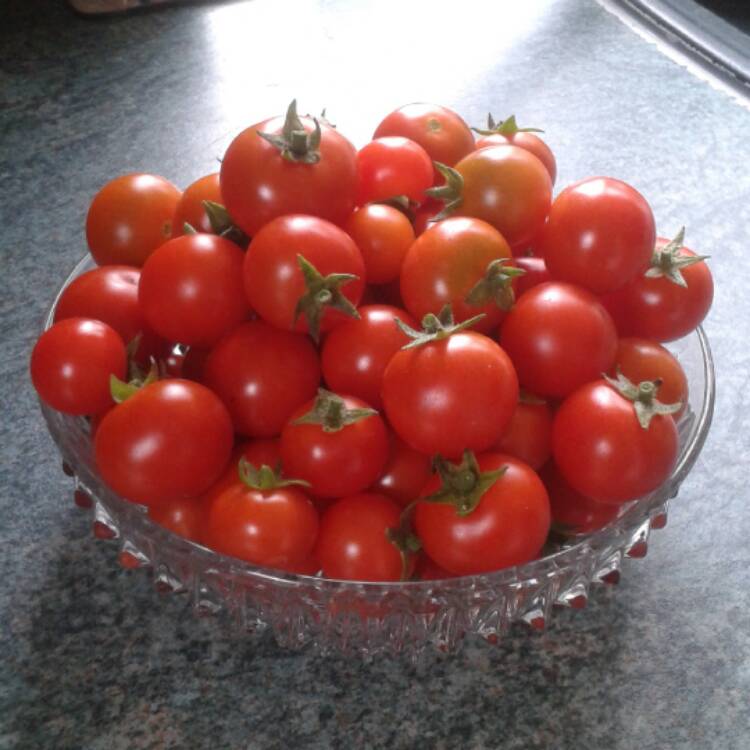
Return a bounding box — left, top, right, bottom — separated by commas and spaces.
321, 305, 415, 410
220, 114, 357, 236
552, 379, 679, 504
171, 173, 222, 237
139, 233, 250, 348
540, 177, 655, 295
315, 493, 406, 581
94, 379, 234, 507
86, 173, 182, 266
500, 282, 617, 399
202, 320, 321, 438
512, 256, 552, 298
148, 496, 207, 543
382, 331, 519, 458
414, 453, 551, 575
475, 131, 557, 185
371, 432, 433, 507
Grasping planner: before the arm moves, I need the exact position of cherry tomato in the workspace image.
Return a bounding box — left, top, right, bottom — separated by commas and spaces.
205, 473, 318, 570
53, 265, 165, 364
441, 144, 552, 247
345, 204, 415, 284
475, 132, 556, 184
495, 397, 553, 470
540, 463, 620, 535
371, 432, 433, 507
552, 378, 679, 504
540, 177, 655, 294
315, 493, 406, 581
611, 338, 688, 418
30, 318, 126, 415
320, 305, 416, 410
382, 327, 519, 458
414, 452, 550, 575
181, 346, 211, 382
86, 173, 181, 266
139, 233, 250, 347
148, 496, 207, 543
400, 217, 515, 334
373, 103, 475, 177
94, 379, 233, 507
414, 552, 456, 580
243, 215, 365, 341
171, 173, 222, 237
500, 282, 617, 399
512, 256, 552, 298
203, 320, 321, 438
602, 234, 713, 342
220, 102, 357, 236
356, 137, 433, 205
412, 198, 443, 236
281, 392, 389, 498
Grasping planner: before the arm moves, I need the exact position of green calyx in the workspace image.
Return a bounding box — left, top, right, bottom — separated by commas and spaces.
385, 513, 423, 582
645, 227, 709, 288
202, 201, 250, 247
465, 258, 526, 311
291, 388, 377, 433
237, 457, 310, 491
257, 99, 322, 164
423, 450, 507, 517
294, 254, 360, 343
395, 304, 485, 350
372, 194, 417, 222
603, 369, 682, 429
425, 161, 464, 221
110, 357, 159, 404
472, 113, 544, 137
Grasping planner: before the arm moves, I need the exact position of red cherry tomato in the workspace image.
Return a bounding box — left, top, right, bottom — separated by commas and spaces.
512, 256, 552, 298
139, 233, 250, 347
148, 496, 207, 543
356, 137, 433, 205
540, 177, 655, 294
30, 318, 126, 415
414, 453, 550, 575
86, 173, 181, 266
53, 265, 165, 364
373, 103, 476, 178
475, 131, 556, 184
281, 393, 389, 499
414, 552, 456, 580
243, 215, 365, 340
371, 433, 433, 507
345, 204, 415, 284
94, 380, 233, 507
220, 104, 357, 236
171, 173, 222, 237
400, 217, 515, 334
203, 320, 321, 438
495, 398, 553, 470
320, 305, 416, 410
382, 330, 519, 458
611, 338, 688, 418
602, 236, 713, 342
552, 379, 679, 504
540, 463, 620, 534
315, 493, 407, 581
500, 282, 617, 399
445, 144, 552, 247
205, 478, 318, 570
412, 198, 443, 236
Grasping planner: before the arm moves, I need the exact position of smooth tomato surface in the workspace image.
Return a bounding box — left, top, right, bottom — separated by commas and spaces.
86, 173, 181, 266
475, 131, 556, 184
139, 233, 250, 347
540, 177, 655, 294
512, 256, 552, 298
148, 496, 207, 543
495, 398, 553, 470
30, 318, 126, 415
171, 173, 223, 236
552, 379, 678, 504
94, 379, 233, 507
500, 282, 617, 399
415, 453, 550, 575
202, 320, 321, 437
382, 331, 519, 458
315, 493, 405, 581
371, 432, 433, 507
321, 305, 415, 409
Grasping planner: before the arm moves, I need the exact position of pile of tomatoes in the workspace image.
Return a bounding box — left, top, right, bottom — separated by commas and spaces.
30, 101, 714, 582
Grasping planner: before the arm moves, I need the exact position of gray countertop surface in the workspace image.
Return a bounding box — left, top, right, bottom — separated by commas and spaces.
2, 1, 750, 748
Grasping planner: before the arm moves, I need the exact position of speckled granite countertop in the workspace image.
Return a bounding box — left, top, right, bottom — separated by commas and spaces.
2, 1, 750, 748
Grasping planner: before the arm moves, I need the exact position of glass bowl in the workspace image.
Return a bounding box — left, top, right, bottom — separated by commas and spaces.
40, 254, 716, 657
